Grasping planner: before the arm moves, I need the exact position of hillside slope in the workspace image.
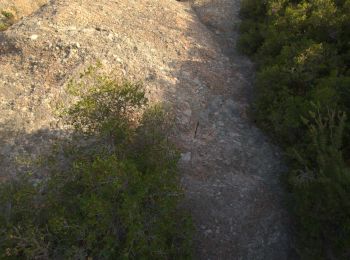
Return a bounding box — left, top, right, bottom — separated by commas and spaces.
0, 0, 291, 258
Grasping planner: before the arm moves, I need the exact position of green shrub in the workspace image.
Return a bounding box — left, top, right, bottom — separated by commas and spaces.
237, 0, 267, 55
239, 0, 350, 257
0, 67, 193, 259
291, 110, 350, 258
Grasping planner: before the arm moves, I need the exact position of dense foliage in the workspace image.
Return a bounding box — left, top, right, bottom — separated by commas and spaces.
0, 67, 192, 259
239, 0, 350, 258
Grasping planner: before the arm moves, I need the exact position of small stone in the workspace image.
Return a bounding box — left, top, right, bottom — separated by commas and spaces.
183, 108, 192, 117
193, 78, 201, 85
30, 34, 39, 41
205, 229, 213, 235
181, 152, 191, 162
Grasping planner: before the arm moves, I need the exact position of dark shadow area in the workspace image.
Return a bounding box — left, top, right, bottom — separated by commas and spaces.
0, 34, 22, 56
0, 119, 74, 180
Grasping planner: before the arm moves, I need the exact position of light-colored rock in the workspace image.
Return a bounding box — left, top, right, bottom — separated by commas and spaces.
181, 151, 192, 162
29, 34, 38, 40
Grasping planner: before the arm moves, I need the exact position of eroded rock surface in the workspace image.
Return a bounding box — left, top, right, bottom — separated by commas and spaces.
0, 0, 291, 258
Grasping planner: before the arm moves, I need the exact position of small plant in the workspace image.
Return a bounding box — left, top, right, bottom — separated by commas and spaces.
0, 23, 8, 31
1, 11, 14, 20
0, 10, 15, 31
0, 67, 193, 259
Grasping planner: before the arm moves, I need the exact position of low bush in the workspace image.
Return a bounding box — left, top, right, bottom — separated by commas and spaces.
239, 0, 350, 258
0, 66, 192, 259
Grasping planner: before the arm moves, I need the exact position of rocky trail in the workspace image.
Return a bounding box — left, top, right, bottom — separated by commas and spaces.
0, 0, 291, 258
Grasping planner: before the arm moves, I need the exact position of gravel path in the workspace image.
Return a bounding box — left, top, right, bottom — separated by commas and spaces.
176, 1, 292, 258
0, 0, 291, 258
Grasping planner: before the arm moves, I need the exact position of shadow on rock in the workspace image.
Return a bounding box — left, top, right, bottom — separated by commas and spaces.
163, 3, 293, 259
0, 119, 73, 180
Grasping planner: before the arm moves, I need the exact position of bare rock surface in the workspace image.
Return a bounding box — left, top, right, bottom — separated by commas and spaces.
0, 0, 291, 258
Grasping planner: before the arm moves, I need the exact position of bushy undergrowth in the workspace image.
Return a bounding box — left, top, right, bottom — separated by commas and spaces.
239, 0, 350, 258
0, 66, 192, 259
